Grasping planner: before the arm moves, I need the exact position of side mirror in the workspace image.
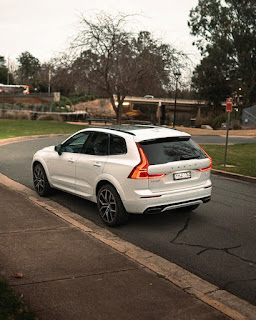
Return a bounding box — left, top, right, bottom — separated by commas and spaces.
55, 144, 62, 155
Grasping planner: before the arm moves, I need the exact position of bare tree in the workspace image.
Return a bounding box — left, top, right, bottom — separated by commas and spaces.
71, 12, 188, 124
50, 52, 77, 95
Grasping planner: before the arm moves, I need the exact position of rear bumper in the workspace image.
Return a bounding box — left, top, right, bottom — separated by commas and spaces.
122, 180, 212, 214
143, 196, 211, 214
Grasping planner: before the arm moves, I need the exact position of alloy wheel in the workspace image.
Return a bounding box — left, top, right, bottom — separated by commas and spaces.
33, 166, 45, 195
98, 188, 117, 224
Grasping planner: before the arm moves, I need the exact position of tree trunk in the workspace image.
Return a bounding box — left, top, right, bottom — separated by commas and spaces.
109, 95, 123, 125
117, 103, 122, 125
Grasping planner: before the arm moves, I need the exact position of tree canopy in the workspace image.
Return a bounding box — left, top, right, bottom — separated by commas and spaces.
70, 12, 187, 123
17, 51, 41, 88
0, 56, 8, 84
0, 56, 14, 85
188, 0, 256, 110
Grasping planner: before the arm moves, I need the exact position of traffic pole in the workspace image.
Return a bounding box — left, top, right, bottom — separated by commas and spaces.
224, 111, 230, 167
224, 98, 233, 168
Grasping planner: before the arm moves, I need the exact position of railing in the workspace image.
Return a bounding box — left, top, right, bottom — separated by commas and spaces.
83, 119, 152, 125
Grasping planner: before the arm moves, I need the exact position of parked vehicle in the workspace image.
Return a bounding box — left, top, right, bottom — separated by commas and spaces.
144, 95, 154, 98
32, 125, 212, 226
0, 84, 29, 94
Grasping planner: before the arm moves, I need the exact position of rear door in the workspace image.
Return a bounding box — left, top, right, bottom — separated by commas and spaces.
140, 137, 211, 193
75, 132, 109, 198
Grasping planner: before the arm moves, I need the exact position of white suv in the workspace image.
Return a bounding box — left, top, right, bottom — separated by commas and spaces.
32, 125, 212, 226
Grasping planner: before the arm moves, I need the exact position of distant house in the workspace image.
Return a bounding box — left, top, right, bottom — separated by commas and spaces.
242, 105, 256, 127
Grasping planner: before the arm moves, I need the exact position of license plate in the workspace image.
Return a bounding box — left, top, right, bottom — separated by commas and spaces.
173, 171, 191, 180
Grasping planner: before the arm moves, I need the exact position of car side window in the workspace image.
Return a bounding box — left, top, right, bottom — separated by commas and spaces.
109, 134, 127, 155
84, 132, 109, 156
62, 132, 90, 154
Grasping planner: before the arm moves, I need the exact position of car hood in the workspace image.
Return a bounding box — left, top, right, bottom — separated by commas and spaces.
38, 145, 55, 153
42, 146, 55, 151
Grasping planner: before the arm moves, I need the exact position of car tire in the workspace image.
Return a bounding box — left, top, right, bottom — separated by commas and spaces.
33, 163, 53, 197
97, 184, 129, 227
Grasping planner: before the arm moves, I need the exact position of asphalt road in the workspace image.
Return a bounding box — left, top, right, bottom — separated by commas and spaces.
1, 136, 256, 306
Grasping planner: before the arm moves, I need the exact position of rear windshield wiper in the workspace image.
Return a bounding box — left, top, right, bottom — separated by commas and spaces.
180, 155, 200, 160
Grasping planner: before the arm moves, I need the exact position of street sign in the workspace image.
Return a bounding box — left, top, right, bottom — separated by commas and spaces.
226, 98, 233, 112
53, 92, 60, 102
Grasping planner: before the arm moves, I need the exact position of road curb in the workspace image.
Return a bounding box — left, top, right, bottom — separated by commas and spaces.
0, 134, 67, 147
212, 169, 256, 183
1, 172, 256, 320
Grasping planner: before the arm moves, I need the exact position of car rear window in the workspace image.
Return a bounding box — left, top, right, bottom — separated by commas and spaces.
140, 137, 207, 165
109, 134, 127, 155
85, 132, 109, 156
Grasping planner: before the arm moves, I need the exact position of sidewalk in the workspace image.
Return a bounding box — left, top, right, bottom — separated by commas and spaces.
0, 183, 231, 320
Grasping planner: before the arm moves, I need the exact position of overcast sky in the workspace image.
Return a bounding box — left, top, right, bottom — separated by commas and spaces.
1, 0, 200, 66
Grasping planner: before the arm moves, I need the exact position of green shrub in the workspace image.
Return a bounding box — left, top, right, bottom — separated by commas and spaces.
195, 116, 213, 128
0, 110, 30, 120
53, 96, 72, 111
68, 94, 96, 105
0, 276, 36, 319
53, 95, 96, 111
232, 120, 242, 130
211, 113, 227, 129
16, 102, 25, 109
211, 113, 242, 130
37, 114, 63, 121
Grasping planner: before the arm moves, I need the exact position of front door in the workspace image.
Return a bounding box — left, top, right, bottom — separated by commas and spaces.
47, 132, 91, 193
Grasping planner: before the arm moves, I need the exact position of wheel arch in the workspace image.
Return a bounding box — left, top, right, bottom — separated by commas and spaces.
95, 178, 125, 202
32, 160, 42, 170
96, 180, 115, 196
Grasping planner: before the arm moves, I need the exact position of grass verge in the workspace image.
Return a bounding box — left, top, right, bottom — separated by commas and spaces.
0, 119, 83, 139
0, 276, 37, 319
202, 144, 256, 177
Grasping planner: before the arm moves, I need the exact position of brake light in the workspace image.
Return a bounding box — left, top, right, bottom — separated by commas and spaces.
128, 143, 165, 179
197, 144, 212, 172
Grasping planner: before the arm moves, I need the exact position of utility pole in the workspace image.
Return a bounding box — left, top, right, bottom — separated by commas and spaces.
224, 98, 233, 167
173, 72, 181, 128
157, 101, 161, 126
48, 69, 52, 95
7, 57, 10, 85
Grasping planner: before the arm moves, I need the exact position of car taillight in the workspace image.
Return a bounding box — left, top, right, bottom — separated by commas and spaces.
197, 144, 212, 172
128, 143, 165, 179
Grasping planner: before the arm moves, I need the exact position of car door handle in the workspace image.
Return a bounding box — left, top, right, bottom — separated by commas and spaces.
93, 162, 101, 167
68, 158, 75, 163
